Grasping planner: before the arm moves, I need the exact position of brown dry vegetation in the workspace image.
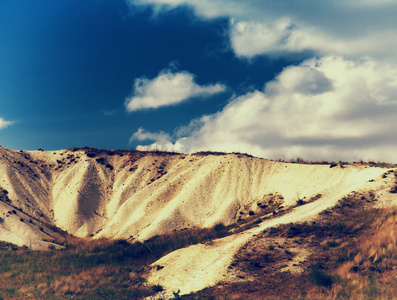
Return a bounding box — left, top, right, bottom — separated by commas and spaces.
0, 222, 235, 299
182, 188, 397, 300
0, 241, 154, 299
275, 157, 397, 169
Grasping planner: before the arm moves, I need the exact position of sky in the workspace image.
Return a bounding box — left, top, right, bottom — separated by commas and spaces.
1, 1, 397, 162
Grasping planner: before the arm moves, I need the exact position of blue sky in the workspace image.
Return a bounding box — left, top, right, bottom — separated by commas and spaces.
1, 1, 397, 162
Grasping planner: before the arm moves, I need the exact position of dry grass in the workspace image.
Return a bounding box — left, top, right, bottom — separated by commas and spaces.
274, 157, 397, 168
182, 191, 397, 300
0, 242, 155, 299
0, 222, 234, 299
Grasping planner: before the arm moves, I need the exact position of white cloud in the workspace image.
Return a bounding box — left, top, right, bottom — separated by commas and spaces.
130, 127, 171, 144
134, 57, 397, 162
0, 117, 13, 130
229, 20, 347, 58
127, 1, 397, 162
125, 69, 226, 112
129, 0, 397, 60
130, 127, 186, 152
129, 0, 256, 19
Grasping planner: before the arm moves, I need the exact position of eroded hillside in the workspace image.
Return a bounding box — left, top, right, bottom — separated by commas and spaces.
0, 146, 394, 251
1, 147, 397, 298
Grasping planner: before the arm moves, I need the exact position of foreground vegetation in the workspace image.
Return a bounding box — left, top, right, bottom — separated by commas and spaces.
183, 189, 397, 299
0, 223, 233, 299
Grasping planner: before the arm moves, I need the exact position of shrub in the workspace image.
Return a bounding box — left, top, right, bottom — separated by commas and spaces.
213, 223, 226, 232
389, 186, 397, 194
309, 264, 335, 288
152, 285, 164, 292
262, 253, 274, 262
95, 157, 106, 165
333, 222, 347, 234
249, 261, 262, 269
173, 289, 181, 299
86, 152, 97, 158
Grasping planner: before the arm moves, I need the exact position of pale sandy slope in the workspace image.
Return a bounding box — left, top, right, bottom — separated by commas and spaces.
146, 164, 394, 296
0, 146, 394, 257
0, 148, 64, 249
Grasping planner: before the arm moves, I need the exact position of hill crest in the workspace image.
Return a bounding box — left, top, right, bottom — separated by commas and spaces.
1, 146, 392, 248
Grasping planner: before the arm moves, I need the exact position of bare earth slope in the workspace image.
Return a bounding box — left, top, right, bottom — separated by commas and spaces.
0, 146, 395, 293
146, 161, 395, 296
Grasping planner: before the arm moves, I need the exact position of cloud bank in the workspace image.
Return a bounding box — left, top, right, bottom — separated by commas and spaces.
132, 57, 397, 162
128, 1, 397, 162
130, 0, 397, 60
125, 69, 226, 112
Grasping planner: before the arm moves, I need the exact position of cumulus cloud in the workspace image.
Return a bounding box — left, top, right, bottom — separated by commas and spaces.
134, 57, 397, 162
128, 0, 256, 19
127, 1, 397, 162
129, 0, 397, 60
125, 69, 226, 112
130, 127, 186, 152
0, 117, 13, 130
229, 20, 342, 58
